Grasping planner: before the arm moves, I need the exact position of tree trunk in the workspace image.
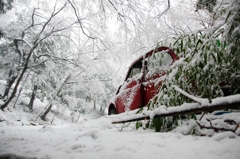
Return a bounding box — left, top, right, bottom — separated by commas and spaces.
2, 69, 18, 101
40, 104, 52, 121
28, 85, 38, 112
0, 44, 38, 111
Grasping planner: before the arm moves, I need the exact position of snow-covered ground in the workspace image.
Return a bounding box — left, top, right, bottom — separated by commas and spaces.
1, 80, 240, 159
1, 107, 240, 159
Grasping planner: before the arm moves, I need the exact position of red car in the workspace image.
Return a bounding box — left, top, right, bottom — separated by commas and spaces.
108, 47, 179, 115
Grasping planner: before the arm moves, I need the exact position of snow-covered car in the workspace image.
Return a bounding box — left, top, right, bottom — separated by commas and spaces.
108, 47, 179, 115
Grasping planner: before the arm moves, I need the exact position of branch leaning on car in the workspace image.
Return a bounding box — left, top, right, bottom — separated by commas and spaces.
112, 94, 240, 124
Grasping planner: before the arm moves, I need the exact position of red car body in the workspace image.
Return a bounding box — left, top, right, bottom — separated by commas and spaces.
108, 47, 179, 115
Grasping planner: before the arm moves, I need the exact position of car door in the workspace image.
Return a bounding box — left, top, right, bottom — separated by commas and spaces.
115, 57, 144, 113
143, 48, 175, 105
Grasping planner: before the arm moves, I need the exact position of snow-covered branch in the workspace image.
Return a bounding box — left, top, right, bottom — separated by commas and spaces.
112, 94, 240, 124
173, 85, 210, 105
196, 119, 239, 133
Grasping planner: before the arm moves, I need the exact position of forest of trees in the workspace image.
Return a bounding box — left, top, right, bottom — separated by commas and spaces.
0, 0, 239, 130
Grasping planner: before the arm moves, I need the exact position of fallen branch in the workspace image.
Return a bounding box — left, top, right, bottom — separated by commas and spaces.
196, 120, 239, 133
112, 94, 240, 124
34, 74, 71, 122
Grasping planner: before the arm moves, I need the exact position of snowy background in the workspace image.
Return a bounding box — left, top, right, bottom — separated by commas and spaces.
1, 0, 240, 159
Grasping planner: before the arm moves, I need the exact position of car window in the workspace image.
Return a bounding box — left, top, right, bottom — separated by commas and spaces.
126, 59, 143, 80
149, 51, 173, 67
129, 67, 142, 78
147, 51, 173, 75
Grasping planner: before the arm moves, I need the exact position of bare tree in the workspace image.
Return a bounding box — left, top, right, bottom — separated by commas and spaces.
0, 1, 75, 110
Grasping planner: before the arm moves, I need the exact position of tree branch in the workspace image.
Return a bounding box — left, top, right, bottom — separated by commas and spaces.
34, 74, 71, 122
67, 0, 96, 39
155, 0, 170, 19
112, 94, 240, 124
196, 120, 239, 133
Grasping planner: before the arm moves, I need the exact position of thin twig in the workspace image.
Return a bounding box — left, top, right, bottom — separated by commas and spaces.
199, 112, 205, 121
155, 0, 170, 19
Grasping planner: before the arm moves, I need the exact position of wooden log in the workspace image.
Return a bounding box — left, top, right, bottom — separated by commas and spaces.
112, 94, 240, 124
